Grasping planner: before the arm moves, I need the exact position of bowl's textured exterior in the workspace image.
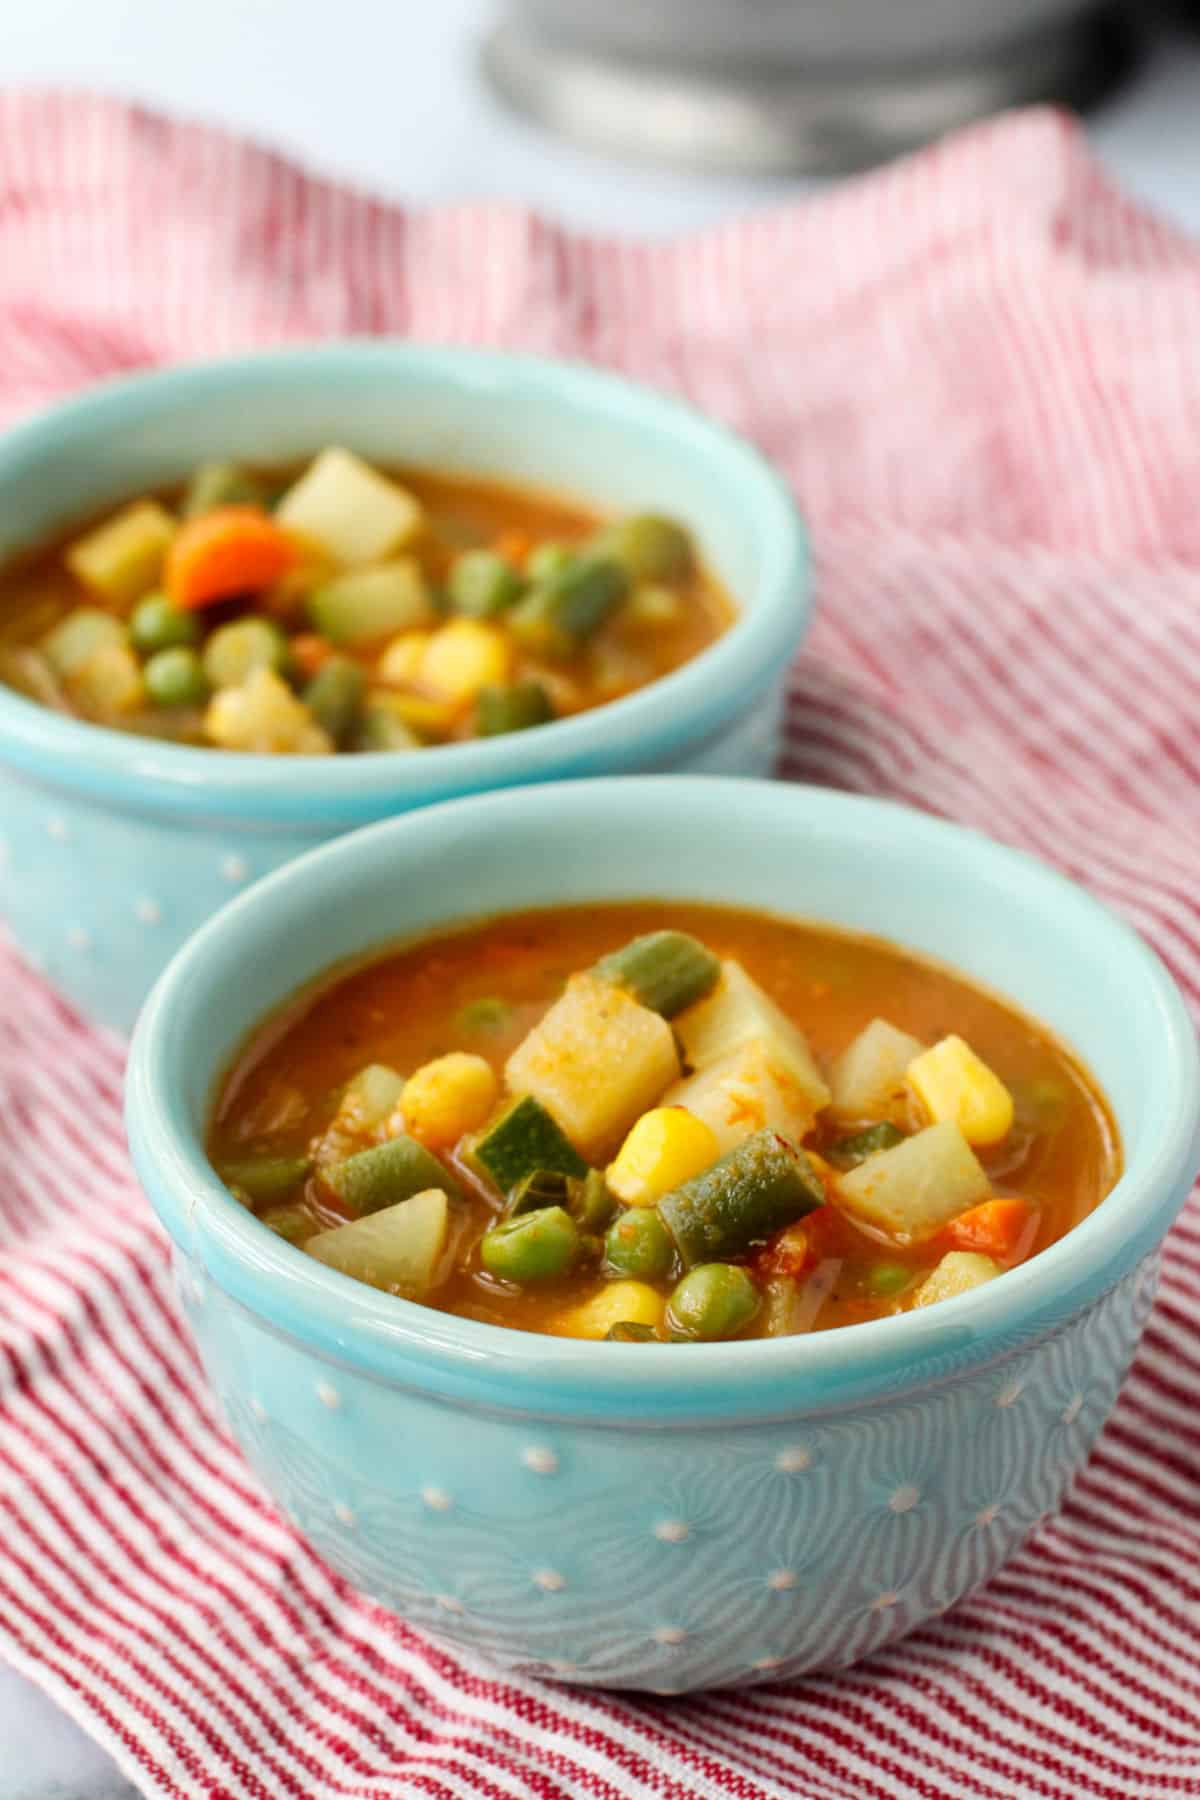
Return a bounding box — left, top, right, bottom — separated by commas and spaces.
0, 345, 807, 1033
126, 779, 1200, 1689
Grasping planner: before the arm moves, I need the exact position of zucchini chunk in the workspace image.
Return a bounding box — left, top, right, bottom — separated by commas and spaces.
469, 1094, 588, 1194
834, 1121, 989, 1245
827, 1122, 905, 1170
657, 1129, 824, 1267
325, 1133, 461, 1219
593, 930, 720, 1019
306, 1188, 450, 1294
307, 560, 434, 645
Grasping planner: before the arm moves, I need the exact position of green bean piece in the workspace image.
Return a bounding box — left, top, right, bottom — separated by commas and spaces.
605, 1320, 659, 1342
260, 1202, 315, 1245
448, 549, 524, 618
325, 1134, 461, 1219
469, 1094, 588, 1194
144, 646, 210, 708
526, 542, 574, 582
479, 1206, 579, 1283
594, 929, 720, 1018
508, 553, 629, 656
219, 1154, 311, 1204
863, 1260, 915, 1298
667, 1264, 760, 1341
203, 617, 290, 690
594, 514, 693, 583
567, 1168, 618, 1234
303, 656, 365, 746
130, 593, 199, 655
474, 680, 555, 737
182, 460, 264, 518
603, 1208, 675, 1280
658, 1130, 825, 1268
507, 1168, 572, 1217
455, 996, 513, 1034
827, 1121, 905, 1171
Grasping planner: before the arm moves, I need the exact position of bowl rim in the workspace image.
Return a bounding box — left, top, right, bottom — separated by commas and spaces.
0, 342, 808, 825
125, 777, 1200, 1425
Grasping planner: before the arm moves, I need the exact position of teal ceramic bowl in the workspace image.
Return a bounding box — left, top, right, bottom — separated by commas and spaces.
125, 777, 1200, 1690
0, 344, 808, 1034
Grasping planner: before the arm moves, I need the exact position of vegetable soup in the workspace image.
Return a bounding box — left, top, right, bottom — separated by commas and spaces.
209, 903, 1120, 1341
0, 453, 731, 752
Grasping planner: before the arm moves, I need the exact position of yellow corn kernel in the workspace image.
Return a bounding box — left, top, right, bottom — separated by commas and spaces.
400, 1052, 498, 1149
385, 692, 460, 741
377, 630, 435, 686
419, 619, 512, 702
555, 1280, 665, 1340
906, 1035, 1014, 1147
607, 1106, 721, 1207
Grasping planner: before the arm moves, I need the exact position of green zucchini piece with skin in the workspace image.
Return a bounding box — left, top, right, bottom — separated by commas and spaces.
827, 1121, 905, 1171
219, 1154, 311, 1204
325, 1133, 460, 1219
506, 1168, 572, 1218
657, 1130, 824, 1268
308, 560, 433, 646
508, 554, 629, 656
594, 930, 720, 1019
306, 1188, 450, 1294
567, 1168, 617, 1233
475, 680, 554, 737
469, 1094, 588, 1195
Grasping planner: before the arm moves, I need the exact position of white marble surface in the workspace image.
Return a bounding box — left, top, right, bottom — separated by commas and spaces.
2, 4, 1200, 1795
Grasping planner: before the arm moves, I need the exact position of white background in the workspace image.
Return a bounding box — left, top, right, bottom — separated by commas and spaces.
3, 3, 1200, 1795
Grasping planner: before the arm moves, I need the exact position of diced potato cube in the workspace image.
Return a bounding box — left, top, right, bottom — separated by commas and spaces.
914, 1251, 1000, 1308
418, 619, 512, 703
68, 644, 145, 719
907, 1035, 1014, 1146
665, 1039, 825, 1155
505, 972, 680, 1159
305, 1188, 450, 1295
204, 666, 333, 754
835, 1121, 990, 1245
555, 1279, 665, 1340
66, 501, 175, 607
377, 630, 435, 686
607, 1107, 721, 1207
400, 1053, 498, 1149
676, 961, 830, 1112
275, 448, 424, 566
42, 607, 127, 678
829, 1018, 926, 1120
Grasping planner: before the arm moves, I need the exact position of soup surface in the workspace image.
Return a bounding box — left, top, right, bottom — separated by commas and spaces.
0, 454, 731, 753
209, 903, 1120, 1341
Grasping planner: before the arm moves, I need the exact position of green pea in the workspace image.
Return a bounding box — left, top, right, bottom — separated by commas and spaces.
667, 1263, 760, 1341
595, 514, 693, 583
863, 1260, 915, 1298
480, 1206, 579, 1283
130, 592, 199, 655
455, 996, 513, 1034
603, 1207, 674, 1280
448, 549, 524, 617
526, 542, 574, 582
144, 646, 209, 707
202, 617, 289, 690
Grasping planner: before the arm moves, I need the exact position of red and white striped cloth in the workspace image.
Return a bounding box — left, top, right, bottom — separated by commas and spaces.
1, 91, 1200, 1800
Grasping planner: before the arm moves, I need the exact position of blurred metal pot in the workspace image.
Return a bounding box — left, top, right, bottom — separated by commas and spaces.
483, 1, 1135, 173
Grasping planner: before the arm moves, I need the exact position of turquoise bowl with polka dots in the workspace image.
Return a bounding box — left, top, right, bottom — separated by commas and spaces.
125, 777, 1200, 1690
0, 344, 808, 1033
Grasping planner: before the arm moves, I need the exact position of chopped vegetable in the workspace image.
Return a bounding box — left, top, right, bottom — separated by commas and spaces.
130, 593, 199, 655
376, 629, 434, 685
863, 1259, 915, 1298
606, 1106, 720, 1207
827, 1121, 905, 1170
667, 1263, 759, 1341
182, 461, 265, 518
943, 1197, 1037, 1262
665, 1039, 826, 1155
204, 667, 332, 754
622, 584, 685, 634
906, 1034, 1015, 1146
339, 1063, 406, 1133
66, 500, 175, 606
306, 1188, 450, 1293
165, 506, 297, 610
401, 1052, 498, 1149
480, 1206, 579, 1283
605, 1320, 659, 1342
475, 680, 554, 736
42, 608, 127, 678
603, 1207, 675, 1280
455, 996, 513, 1034
657, 1130, 824, 1268
302, 656, 365, 745
913, 1250, 1000, 1307
202, 617, 290, 689
356, 695, 422, 751
507, 1169, 572, 1217
68, 644, 145, 719
307, 560, 434, 645
594, 930, 720, 1019
675, 960, 830, 1113
469, 1094, 588, 1194
418, 618, 513, 702
835, 1120, 990, 1245
260, 1203, 314, 1245
448, 549, 524, 617
505, 972, 680, 1160
324, 1132, 460, 1219
508, 553, 629, 656
275, 448, 424, 565
219, 1155, 311, 1203
144, 646, 209, 708
829, 1018, 925, 1120
567, 1168, 618, 1233
594, 514, 693, 583
557, 1278, 665, 1340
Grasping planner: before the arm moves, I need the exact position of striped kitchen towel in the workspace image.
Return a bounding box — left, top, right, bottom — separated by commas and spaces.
2, 91, 1200, 1799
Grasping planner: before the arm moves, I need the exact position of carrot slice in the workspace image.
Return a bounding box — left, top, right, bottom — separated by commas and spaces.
289, 632, 334, 678
165, 506, 297, 610
943, 1197, 1038, 1263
